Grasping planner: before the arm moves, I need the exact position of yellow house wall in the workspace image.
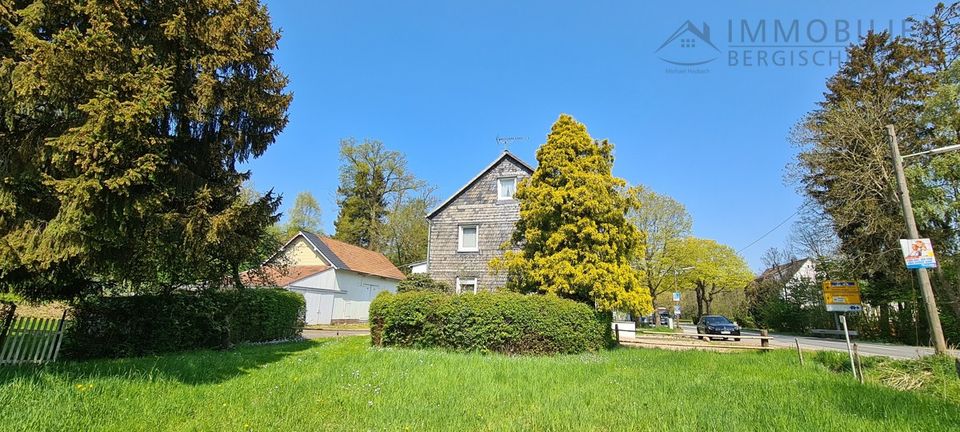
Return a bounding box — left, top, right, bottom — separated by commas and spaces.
283, 237, 327, 266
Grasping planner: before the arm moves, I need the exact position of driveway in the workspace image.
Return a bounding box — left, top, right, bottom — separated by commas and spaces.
677, 324, 957, 360
303, 329, 370, 339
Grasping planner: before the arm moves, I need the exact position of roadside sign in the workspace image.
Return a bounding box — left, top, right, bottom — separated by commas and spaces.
822, 280, 862, 312
673, 305, 681, 316
672, 292, 681, 302
899, 238, 938, 269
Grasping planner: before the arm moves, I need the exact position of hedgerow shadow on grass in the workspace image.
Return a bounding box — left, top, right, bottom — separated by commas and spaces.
0, 339, 323, 386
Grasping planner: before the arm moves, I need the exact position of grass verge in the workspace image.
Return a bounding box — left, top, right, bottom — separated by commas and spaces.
0, 338, 957, 431
812, 350, 960, 405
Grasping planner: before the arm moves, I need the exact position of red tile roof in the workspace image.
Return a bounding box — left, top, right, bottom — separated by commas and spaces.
315, 236, 406, 280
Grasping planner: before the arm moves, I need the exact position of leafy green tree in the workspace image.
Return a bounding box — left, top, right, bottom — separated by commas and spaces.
493, 114, 651, 315
334, 139, 424, 250
914, 57, 960, 321
628, 187, 692, 324
0, 0, 290, 299
383, 192, 434, 267
284, 192, 323, 238
674, 238, 754, 318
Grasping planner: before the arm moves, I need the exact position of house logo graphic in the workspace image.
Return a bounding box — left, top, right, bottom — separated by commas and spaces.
656, 21, 720, 66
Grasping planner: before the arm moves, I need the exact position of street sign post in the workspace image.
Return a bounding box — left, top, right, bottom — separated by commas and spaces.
839, 314, 858, 381
822, 280, 862, 313
824, 280, 862, 381
672, 292, 681, 302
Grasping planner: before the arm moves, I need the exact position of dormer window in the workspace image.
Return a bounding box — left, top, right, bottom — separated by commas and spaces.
497, 177, 517, 200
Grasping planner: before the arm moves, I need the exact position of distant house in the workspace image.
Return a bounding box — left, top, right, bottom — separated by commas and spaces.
245, 231, 404, 325
407, 260, 427, 274
754, 257, 817, 299
425, 151, 534, 293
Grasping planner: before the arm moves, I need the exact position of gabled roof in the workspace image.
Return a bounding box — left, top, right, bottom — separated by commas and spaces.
426, 151, 534, 219
755, 257, 811, 284
285, 231, 405, 280
316, 235, 406, 280
301, 231, 347, 268
242, 265, 332, 287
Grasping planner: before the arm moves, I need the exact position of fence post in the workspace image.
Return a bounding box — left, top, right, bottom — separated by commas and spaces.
614, 324, 620, 346
795, 338, 804, 365
760, 329, 769, 348
50, 310, 68, 362
0, 302, 15, 350
853, 343, 864, 384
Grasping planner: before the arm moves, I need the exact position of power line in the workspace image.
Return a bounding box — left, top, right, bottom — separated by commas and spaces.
736, 204, 806, 254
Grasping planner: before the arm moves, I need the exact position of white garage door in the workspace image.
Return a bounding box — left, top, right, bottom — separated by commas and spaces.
298, 290, 336, 325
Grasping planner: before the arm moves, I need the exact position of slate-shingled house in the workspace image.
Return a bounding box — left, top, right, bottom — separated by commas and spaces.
425, 151, 534, 293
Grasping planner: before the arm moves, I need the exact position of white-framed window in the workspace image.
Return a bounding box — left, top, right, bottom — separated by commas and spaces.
497, 177, 517, 200
456, 277, 478, 294
458, 224, 479, 252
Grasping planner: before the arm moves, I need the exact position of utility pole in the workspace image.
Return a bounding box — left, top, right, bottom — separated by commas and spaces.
885, 125, 948, 354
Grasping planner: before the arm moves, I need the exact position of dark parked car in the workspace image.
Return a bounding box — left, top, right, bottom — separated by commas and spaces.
646, 312, 672, 327
696, 315, 741, 341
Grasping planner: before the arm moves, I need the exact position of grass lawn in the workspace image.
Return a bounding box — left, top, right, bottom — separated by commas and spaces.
1, 338, 958, 431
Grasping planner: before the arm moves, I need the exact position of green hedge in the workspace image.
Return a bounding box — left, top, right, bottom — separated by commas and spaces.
370, 291, 610, 354
63, 289, 305, 359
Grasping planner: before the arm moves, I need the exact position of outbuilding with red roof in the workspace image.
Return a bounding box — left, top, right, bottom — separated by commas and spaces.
243, 231, 405, 325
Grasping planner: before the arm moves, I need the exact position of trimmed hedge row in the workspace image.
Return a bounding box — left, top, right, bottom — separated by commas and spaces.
63, 288, 305, 359
370, 291, 611, 354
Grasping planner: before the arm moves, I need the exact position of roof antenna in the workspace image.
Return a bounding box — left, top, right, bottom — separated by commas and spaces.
496, 135, 526, 152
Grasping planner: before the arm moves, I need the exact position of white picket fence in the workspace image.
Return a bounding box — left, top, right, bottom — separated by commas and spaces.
0, 312, 67, 365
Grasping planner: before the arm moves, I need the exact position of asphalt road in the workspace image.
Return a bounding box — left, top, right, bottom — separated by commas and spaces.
678, 324, 957, 360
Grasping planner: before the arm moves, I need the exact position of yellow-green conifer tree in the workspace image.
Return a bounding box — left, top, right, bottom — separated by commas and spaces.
493, 115, 651, 315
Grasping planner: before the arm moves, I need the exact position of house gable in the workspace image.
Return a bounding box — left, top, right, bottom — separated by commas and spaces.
282, 236, 330, 266
426, 151, 534, 290
427, 151, 534, 220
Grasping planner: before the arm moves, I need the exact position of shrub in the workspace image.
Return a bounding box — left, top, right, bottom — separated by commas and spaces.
63, 288, 304, 359
370, 291, 610, 355
0, 292, 22, 303
396, 273, 451, 294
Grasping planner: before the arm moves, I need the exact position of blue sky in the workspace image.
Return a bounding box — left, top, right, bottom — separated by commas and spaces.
247, 0, 939, 271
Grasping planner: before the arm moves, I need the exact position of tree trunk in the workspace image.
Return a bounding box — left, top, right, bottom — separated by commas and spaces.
694, 283, 705, 322
651, 289, 660, 326
231, 263, 244, 290
933, 266, 960, 320
705, 288, 714, 315
879, 303, 890, 339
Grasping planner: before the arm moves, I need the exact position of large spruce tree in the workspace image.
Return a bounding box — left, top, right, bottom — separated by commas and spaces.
0, 0, 291, 299
495, 114, 651, 314
791, 32, 928, 325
